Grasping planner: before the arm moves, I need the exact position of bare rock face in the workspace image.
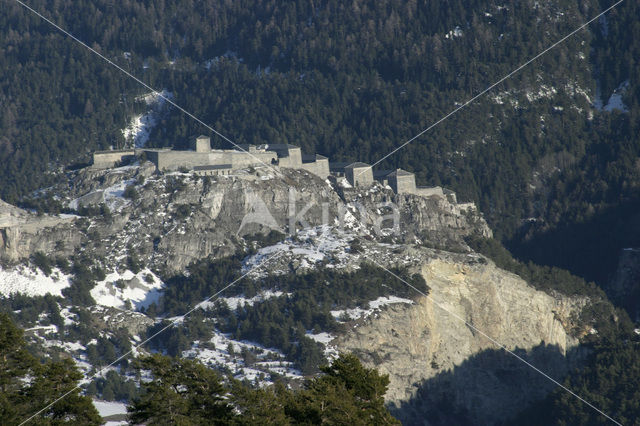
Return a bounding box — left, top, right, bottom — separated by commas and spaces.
89, 306, 154, 336
333, 252, 587, 424
0, 199, 79, 262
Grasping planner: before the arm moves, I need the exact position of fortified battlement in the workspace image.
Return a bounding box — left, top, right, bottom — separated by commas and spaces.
91, 136, 462, 201
92, 150, 136, 169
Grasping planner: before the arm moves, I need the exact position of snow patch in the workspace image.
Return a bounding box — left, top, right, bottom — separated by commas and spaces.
0, 266, 71, 297
445, 26, 464, 39
122, 90, 173, 148
242, 226, 355, 276
331, 296, 414, 321
69, 179, 136, 212
203, 290, 286, 311
90, 268, 164, 310
594, 81, 629, 112
306, 331, 333, 344
93, 400, 127, 424
183, 330, 302, 386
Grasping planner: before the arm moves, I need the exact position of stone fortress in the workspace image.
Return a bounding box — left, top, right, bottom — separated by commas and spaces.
92, 135, 465, 203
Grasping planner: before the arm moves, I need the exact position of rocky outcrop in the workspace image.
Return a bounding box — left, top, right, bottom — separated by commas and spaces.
1, 163, 490, 274
333, 252, 587, 424
89, 305, 155, 336
0, 199, 79, 263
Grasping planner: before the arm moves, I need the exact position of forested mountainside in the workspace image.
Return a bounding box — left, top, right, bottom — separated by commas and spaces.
1, 1, 640, 423
1, 0, 640, 291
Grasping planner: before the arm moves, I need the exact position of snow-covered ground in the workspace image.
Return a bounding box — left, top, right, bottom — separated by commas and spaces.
68, 178, 135, 212
183, 329, 302, 386
594, 80, 629, 112
199, 290, 287, 311
91, 268, 164, 310
93, 400, 128, 424
242, 225, 355, 276
122, 90, 173, 148
0, 265, 71, 297
331, 296, 414, 321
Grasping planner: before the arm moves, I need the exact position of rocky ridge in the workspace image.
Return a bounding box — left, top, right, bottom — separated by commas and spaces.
0, 161, 489, 273
332, 250, 589, 424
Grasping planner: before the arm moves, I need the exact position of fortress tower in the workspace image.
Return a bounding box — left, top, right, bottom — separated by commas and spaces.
191, 135, 211, 153
345, 162, 373, 187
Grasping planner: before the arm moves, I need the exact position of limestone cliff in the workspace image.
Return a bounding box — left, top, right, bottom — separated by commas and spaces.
333, 251, 588, 424
0, 199, 79, 262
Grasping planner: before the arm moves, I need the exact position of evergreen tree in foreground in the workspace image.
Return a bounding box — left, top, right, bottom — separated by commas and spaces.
0, 313, 101, 425
127, 354, 233, 425
128, 353, 400, 425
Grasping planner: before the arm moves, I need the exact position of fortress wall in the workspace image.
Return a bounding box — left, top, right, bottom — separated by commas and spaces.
414, 186, 444, 198
278, 153, 302, 167
271, 146, 302, 168
154, 151, 213, 171
390, 175, 416, 194
288, 147, 302, 166
145, 149, 277, 172
92, 150, 135, 169
230, 151, 277, 168
300, 157, 330, 178
443, 188, 457, 204
346, 167, 373, 187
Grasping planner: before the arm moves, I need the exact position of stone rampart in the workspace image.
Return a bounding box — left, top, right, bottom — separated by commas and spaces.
144, 149, 276, 171
415, 186, 445, 198
92, 150, 136, 169
299, 155, 330, 178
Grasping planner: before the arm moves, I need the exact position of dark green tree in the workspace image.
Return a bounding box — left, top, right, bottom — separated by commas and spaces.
127, 354, 233, 425
0, 313, 101, 424
289, 353, 400, 425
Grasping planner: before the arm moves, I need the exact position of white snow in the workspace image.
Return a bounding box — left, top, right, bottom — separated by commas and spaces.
93, 400, 128, 423
122, 90, 173, 148
41, 339, 86, 352
182, 329, 302, 385
205, 290, 286, 311
242, 226, 354, 275
306, 331, 333, 344
445, 26, 464, 39
204, 51, 242, 70
594, 81, 629, 112
331, 296, 414, 321
525, 85, 557, 103
60, 307, 78, 326
68, 179, 136, 212
90, 268, 164, 310
0, 266, 71, 297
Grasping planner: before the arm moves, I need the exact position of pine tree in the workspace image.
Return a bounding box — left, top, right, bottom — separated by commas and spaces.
127, 354, 233, 425
0, 313, 101, 424
289, 353, 400, 425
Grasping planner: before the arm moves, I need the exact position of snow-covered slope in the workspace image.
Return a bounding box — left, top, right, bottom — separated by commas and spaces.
0, 265, 71, 297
